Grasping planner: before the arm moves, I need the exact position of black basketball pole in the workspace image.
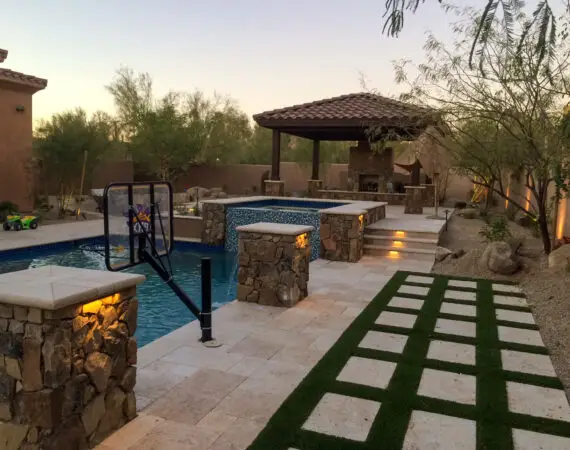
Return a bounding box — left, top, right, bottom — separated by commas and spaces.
200, 257, 213, 343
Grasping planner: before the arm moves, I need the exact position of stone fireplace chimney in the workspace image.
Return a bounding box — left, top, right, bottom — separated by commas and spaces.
347, 141, 394, 192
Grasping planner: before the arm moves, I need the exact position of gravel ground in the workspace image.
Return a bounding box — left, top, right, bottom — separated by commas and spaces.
433, 211, 570, 398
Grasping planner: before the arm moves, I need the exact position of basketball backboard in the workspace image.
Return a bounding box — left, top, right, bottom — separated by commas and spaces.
103, 182, 173, 271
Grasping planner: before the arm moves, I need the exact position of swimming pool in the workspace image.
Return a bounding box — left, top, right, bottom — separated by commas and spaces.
0, 239, 238, 347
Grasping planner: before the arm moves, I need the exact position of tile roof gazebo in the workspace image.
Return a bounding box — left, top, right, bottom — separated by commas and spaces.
253, 93, 438, 195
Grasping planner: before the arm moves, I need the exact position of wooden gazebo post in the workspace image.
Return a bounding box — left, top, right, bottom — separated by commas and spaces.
308, 140, 323, 198
265, 130, 285, 196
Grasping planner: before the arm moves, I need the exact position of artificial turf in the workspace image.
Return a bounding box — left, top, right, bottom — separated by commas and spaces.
247, 271, 570, 450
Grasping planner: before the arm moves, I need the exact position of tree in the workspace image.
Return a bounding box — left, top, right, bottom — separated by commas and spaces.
34, 108, 113, 215
382, 1, 568, 74
393, 8, 570, 253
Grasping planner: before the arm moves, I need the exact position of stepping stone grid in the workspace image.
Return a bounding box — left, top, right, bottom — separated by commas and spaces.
248, 272, 570, 450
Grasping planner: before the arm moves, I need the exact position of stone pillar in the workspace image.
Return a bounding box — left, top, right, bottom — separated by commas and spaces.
405, 186, 425, 214
0, 266, 144, 449
421, 184, 435, 207
201, 202, 226, 247
320, 211, 366, 262
264, 180, 285, 197
236, 223, 313, 307
307, 180, 323, 198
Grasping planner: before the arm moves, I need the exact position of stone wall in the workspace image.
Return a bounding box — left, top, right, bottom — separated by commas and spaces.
320, 212, 366, 262
264, 180, 285, 196
201, 202, 226, 247
405, 186, 425, 214
318, 190, 407, 205
364, 205, 386, 226
307, 180, 322, 198
237, 227, 311, 307
0, 288, 138, 449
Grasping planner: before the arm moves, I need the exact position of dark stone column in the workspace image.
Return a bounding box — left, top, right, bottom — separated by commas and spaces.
271, 130, 281, 181
311, 140, 320, 180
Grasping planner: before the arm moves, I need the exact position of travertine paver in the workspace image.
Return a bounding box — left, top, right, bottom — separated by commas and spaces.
512, 428, 570, 450
376, 311, 418, 328
403, 410, 476, 450
418, 369, 477, 405
337, 356, 397, 389
435, 318, 477, 338
302, 393, 380, 442
440, 302, 477, 317
388, 296, 424, 310
507, 382, 570, 421
500, 350, 557, 377
427, 340, 476, 366
359, 330, 408, 353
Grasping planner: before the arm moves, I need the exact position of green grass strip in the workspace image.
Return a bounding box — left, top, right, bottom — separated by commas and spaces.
247, 272, 570, 450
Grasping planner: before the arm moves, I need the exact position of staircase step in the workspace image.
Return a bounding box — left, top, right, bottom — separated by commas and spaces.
363, 234, 438, 251
363, 228, 440, 240
363, 244, 437, 257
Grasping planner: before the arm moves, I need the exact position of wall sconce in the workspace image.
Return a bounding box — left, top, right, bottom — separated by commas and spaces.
15, 105, 25, 112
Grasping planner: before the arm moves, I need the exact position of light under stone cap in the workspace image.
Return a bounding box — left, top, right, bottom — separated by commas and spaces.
0, 265, 145, 310
236, 222, 314, 235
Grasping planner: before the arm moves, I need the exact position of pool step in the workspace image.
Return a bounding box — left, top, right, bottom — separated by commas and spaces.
363, 234, 438, 252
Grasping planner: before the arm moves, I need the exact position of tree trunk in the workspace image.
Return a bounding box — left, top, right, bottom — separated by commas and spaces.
537, 207, 552, 254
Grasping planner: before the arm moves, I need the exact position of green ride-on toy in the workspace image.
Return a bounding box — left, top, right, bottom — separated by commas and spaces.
3, 215, 39, 231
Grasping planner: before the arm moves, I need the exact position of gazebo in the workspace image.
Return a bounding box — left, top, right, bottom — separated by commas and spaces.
253, 92, 438, 196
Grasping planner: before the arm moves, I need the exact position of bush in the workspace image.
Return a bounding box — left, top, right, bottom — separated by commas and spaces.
479, 216, 512, 242
454, 201, 467, 209
0, 201, 18, 222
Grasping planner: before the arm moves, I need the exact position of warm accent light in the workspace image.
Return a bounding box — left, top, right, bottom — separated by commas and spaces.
505, 186, 510, 209
388, 250, 400, 258
395, 231, 405, 237
524, 187, 532, 212
556, 198, 567, 240
295, 233, 308, 249
358, 214, 364, 230
82, 299, 103, 314
393, 241, 403, 248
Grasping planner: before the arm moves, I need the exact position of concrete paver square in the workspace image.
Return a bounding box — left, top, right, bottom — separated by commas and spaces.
435, 318, 476, 338
444, 290, 477, 302
388, 296, 424, 311
494, 295, 528, 307
336, 356, 397, 389
500, 350, 557, 377
359, 330, 408, 354
498, 326, 544, 347
418, 368, 477, 405
512, 428, 570, 450
493, 283, 522, 294
427, 340, 476, 366
398, 284, 430, 296
448, 280, 477, 289
375, 311, 418, 329
495, 309, 535, 325
406, 275, 434, 285
507, 382, 570, 422
403, 410, 476, 450
302, 393, 380, 442
440, 302, 477, 318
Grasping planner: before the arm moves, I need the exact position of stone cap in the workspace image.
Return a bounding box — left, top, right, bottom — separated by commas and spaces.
236, 222, 314, 235
321, 201, 385, 215
0, 265, 145, 310
404, 186, 426, 189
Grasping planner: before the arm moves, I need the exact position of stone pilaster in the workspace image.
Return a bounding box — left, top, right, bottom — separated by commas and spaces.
201, 202, 226, 247
264, 180, 285, 197
421, 184, 435, 207
0, 266, 144, 449
307, 180, 323, 198
405, 186, 425, 214
236, 223, 312, 307
320, 211, 366, 262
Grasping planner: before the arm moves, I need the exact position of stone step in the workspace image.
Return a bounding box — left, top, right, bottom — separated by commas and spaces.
363, 244, 437, 257
363, 234, 438, 251
363, 228, 440, 241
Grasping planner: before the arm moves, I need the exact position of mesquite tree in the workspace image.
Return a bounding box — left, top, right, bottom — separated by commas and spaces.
393, 7, 570, 253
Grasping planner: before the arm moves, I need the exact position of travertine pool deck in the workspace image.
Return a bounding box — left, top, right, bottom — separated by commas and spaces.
96, 254, 434, 450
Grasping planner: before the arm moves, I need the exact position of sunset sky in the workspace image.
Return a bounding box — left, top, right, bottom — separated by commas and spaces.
3, 0, 479, 125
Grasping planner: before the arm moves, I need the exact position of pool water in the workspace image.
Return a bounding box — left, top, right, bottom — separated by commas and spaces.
0, 241, 238, 347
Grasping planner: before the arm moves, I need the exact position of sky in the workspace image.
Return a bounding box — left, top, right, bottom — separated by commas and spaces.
1, 0, 478, 125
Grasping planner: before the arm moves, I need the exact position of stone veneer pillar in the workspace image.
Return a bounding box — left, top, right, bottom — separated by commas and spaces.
405, 186, 425, 214
236, 222, 313, 307
307, 180, 322, 198
264, 180, 285, 196
201, 202, 226, 246
320, 210, 366, 262
0, 265, 144, 449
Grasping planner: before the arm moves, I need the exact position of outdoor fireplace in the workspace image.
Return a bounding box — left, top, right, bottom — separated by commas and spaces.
359, 173, 379, 192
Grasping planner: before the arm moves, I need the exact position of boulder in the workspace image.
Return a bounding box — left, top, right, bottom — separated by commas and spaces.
186, 187, 210, 201
548, 244, 570, 269
480, 241, 521, 275
461, 208, 478, 219
451, 249, 466, 259
81, 394, 106, 436
435, 247, 453, 262
515, 211, 534, 228
507, 237, 525, 254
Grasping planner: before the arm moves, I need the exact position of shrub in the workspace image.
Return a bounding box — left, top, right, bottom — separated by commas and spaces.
0, 201, 18, 222
479, 216, 512, 242
454, 201, 467, 209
